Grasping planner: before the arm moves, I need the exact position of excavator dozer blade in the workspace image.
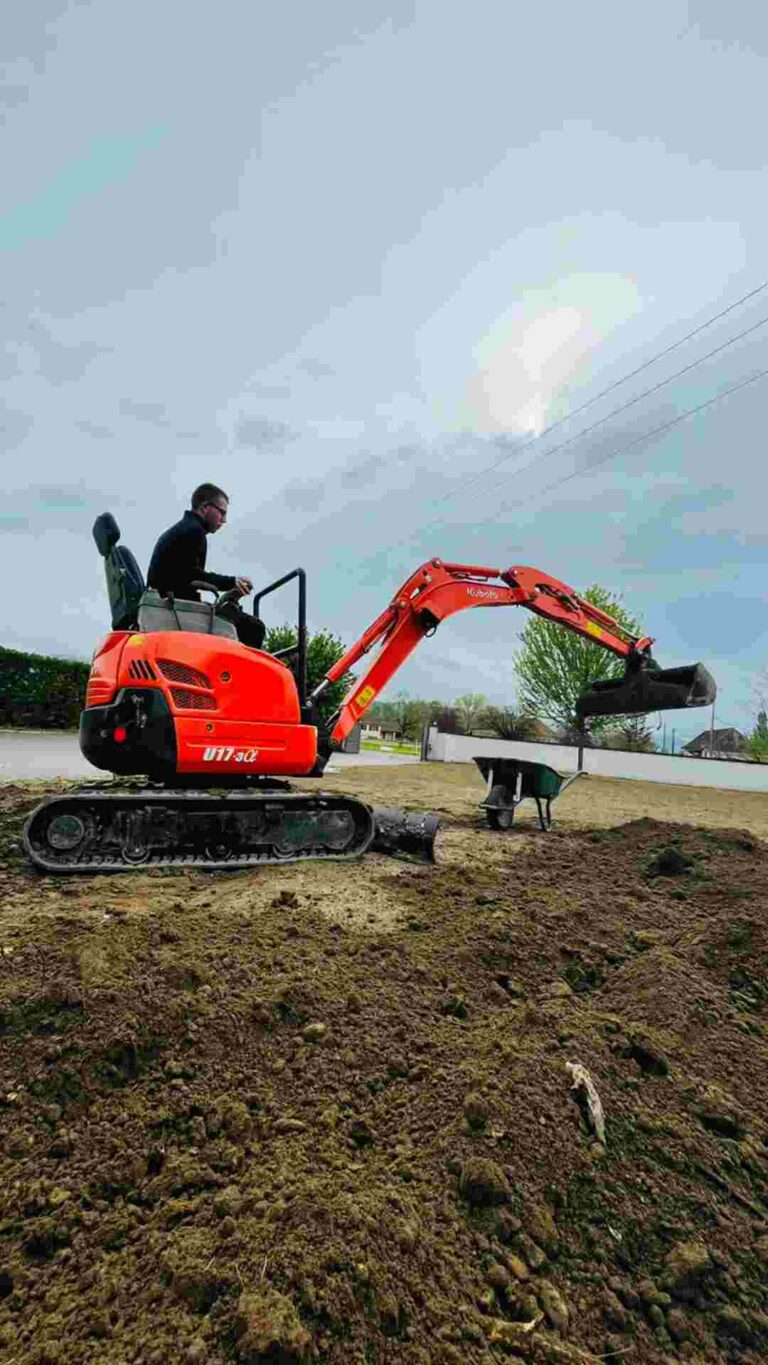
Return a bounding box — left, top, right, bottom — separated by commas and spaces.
370, 807, 440, 863
577, 662, 716, 720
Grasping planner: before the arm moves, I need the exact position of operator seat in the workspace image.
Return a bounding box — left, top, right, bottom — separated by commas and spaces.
92, 513, 237, 640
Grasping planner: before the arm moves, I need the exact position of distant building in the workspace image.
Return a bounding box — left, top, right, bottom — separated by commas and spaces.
681, 727, 746, 760
361, 724, 400, 742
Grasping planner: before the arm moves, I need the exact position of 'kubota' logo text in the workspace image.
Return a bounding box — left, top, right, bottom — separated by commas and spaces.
203, 747, 259, 763
467, 588, 499, 600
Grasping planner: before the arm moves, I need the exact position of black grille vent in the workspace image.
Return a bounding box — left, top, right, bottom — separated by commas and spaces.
170, 688, 217, 711
128, 659, 156, 681
158, 658, 212, 689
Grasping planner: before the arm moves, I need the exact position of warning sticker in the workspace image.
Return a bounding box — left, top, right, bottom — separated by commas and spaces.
355, 685, 376, 708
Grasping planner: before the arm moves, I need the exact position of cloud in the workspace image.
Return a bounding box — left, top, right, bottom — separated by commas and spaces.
297, 357, 335, 379
0, 129, 167, 253
0, 15, 57, 111
339, 452, 386, 489
244, 379, 293, 398
0, 76, 30, 111
0, 407, 33, 449
281, 479, 326, 512
26, 318, 110, 382
0, 482, 122, 536
119, 398, 170, 426
76, 419, 113, 439
2, 307, 111, 384
234, 416, 298, 449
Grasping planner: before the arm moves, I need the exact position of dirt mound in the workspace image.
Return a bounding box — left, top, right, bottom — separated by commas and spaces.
1, 770, 767, 1363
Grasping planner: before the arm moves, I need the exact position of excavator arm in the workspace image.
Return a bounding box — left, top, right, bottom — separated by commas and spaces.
311, 559, 715, 745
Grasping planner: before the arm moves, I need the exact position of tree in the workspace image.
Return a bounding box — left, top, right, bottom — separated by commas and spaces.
388, 690, 420, 740
454, 693, 487, 734
367, 695, 451, 737
481, 706, 543, 741
601, 716, 657, 752
264, 625, 354, 722
744, 667, 768, 762
514, 584, 643, 738
747, 709, 768, 763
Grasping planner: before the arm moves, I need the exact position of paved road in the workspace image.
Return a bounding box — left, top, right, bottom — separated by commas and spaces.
0, 730, 419, 782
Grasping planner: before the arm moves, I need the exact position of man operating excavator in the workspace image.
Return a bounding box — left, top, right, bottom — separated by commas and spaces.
147, 482, 266, 649
24, 524, 717, 872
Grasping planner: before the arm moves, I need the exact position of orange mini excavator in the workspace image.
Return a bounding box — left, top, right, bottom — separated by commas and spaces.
23, 514, 716, 873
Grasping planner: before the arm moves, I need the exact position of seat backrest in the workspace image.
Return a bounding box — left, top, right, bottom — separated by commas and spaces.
93, 513, 146, 631
137, 589, 238, 640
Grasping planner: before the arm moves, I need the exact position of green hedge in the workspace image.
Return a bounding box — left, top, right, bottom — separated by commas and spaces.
0, 646, 90, 730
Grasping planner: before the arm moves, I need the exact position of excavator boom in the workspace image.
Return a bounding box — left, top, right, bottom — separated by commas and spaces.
316, 559, 714, 743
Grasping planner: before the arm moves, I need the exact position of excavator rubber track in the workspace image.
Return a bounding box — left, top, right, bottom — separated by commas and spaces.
23, 790, 377, 873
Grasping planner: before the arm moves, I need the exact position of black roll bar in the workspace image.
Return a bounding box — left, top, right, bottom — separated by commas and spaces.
253, 568, 307, 707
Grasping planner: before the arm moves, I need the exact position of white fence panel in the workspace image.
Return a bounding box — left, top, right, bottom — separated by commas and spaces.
423, 729, 768, 794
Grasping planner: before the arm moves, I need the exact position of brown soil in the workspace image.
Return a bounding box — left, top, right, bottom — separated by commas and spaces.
1, 764, 767, 1365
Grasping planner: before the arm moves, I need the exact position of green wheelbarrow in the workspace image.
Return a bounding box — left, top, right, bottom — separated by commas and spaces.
474, 756, 586, 832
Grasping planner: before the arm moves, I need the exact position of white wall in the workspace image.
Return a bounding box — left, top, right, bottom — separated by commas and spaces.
424, 729, 768, 794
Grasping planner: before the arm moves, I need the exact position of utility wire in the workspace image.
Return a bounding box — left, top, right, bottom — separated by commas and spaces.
471, 363, 768, 533
384, 276, 768, 555
449, 312, 768, 515
436, 276, 768, 504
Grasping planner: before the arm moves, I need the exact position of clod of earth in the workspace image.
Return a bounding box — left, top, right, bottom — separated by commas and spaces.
458, 1158, 511, 1207
645, 844, 696, 876
236, 1286, 310, 1362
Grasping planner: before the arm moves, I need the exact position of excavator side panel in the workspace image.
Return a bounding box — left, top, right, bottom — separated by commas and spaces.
176, 718, 317, 776
84, 632, 129, 708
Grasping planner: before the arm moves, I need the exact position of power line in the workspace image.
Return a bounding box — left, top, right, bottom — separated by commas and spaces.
384, 276, 768, 556
436, 276, 768, 504
471, 363, 768, 532
452, 311, 768, 516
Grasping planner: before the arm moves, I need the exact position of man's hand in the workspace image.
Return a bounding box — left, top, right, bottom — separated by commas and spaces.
236, 576, 253, 595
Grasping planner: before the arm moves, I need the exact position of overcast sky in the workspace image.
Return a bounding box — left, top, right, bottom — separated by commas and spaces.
2, 1, 767, 745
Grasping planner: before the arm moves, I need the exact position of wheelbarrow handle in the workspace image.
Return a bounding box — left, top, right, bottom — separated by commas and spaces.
557, 770, 588, 796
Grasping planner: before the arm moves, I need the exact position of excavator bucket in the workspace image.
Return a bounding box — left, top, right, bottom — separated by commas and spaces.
370, 808, 440, 863
577, 660, 716, 720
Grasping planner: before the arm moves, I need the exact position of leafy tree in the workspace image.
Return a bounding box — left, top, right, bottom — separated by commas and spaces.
398, 698, 427, 741
361, 690, 423, 739
367, 695, 452, 737
388, 690, 416, 739
747, 709, 768, 763
454, 692, 487, 734
481, 706, 543, 741
601, 716, 657, 752
514, 585, 642, 738
264, 625, 354, 722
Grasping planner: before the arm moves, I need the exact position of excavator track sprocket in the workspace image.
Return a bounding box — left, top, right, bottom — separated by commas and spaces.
23, 790, 376, 873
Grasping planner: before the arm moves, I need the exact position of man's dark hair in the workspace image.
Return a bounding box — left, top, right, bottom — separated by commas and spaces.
191, 482, 229, 511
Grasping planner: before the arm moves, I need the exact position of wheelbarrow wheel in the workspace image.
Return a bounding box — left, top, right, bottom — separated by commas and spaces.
486, 785, 515, 830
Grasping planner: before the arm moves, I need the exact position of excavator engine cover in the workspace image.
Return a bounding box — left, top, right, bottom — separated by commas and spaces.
577, 659, 716, 720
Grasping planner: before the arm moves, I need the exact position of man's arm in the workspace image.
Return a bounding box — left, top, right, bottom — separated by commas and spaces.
199, 569, 237, 591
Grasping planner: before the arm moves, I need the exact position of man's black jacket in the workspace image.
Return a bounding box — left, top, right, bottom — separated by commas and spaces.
146, 510, 236, 602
